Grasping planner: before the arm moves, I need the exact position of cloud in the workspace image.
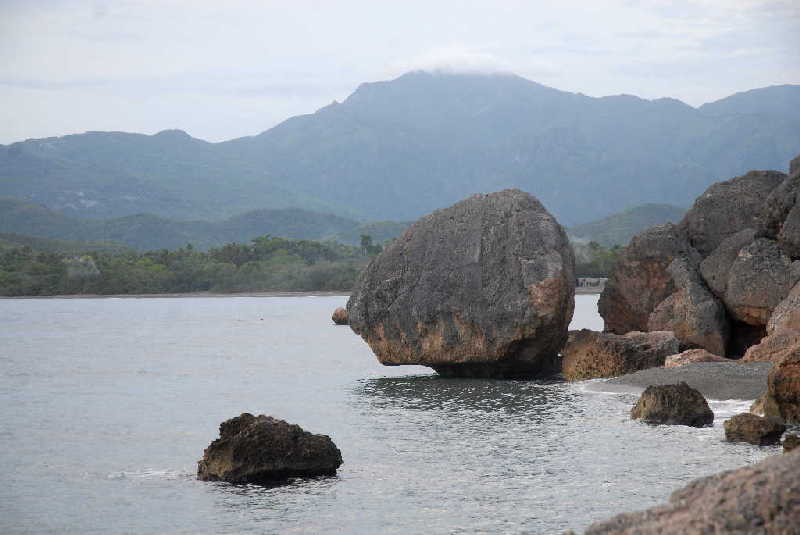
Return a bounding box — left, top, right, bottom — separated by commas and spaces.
395, 47, 513, 75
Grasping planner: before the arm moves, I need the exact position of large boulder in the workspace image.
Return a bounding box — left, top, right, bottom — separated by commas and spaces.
197, 413, 343, 484
724, 413, 786, 445
698, 228, 756, 299
767, 349, 800, 423
647, 258, 729, 355
664, 349, 728, 368
630, 382, 713, 427
760, 160, 800, 258
599, 224, 700, 334
583, 449, 800, 534
561, 329, 680, 381
347, 190, 575, 378
743, 281, 800, 363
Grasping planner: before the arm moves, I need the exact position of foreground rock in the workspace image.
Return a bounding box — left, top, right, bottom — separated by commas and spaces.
347, 189, 575, 378
630, 382, 713, 427
664, 349, 728, 368
767, 349, 800, 423
331, 307, 349, 325
561, 330, 679, 381
784, 434, 799, 453
583, 449, 800, 534
197, 413, 343, 484
723, 413, 785, 446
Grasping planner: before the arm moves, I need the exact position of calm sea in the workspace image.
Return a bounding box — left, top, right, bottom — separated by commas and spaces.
0, 295, 774, 534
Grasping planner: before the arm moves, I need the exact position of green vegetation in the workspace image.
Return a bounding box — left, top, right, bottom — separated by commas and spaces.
0, 235, 382, 296
568, 204, 686, 247
573, 241, 623, 278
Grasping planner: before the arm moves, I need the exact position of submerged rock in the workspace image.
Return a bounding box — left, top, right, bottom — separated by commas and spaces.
723, 413, 785, 446
197, 413, 343, 484
561, 329, 679, 381
630, 382, 713, 427
331, 307, 349, 325
583, 449, 800, 534
347, 189, 575, 379
664, 349, 728, 368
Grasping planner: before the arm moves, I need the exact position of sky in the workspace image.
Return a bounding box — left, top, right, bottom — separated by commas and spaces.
0, 0, 798, 144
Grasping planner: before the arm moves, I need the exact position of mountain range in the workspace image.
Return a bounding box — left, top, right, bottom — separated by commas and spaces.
1, 72, 798, 227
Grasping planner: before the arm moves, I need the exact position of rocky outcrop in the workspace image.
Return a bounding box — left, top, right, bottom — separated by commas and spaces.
347, 189, 575, 379
664, 349, 728, 368
561, 329, 679, 381
761, 162, 800, 258
630, 382, 713, 427
784, 434, 799, 453
767, 349, 800, 423
197, 413, 343, 484
331, 307, 349, 325
699, 228, 756, 299
743, 282, 800, 363
750, 392, 783, 421
583, 449, 800, 534
723, 413, 786, 445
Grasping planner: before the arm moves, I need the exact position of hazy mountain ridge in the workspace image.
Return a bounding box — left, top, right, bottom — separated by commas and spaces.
568, 203, 687, 246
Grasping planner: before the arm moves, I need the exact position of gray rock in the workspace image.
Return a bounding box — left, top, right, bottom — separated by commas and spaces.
347, 189, 575, 378
631, 382, 713, 427
760, 158, 800, 258
724, 413, 786, 445
698, 228, 756, 298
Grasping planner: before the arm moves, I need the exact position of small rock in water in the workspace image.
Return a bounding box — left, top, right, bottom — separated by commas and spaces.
723, 413, 786, 446
784, 433, 799, 453
630, 382, 713, 427
331, 307, 349, 325
197, 413, 343, 484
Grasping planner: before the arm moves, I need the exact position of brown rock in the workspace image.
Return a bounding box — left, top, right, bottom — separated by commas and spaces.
664, 349, 729, 368
723, 413, 785, 445
742, 329, 800, 363
347, 190, 575, 379
561, 329, 680, 381
768, 349, 800, 423
760, 157, 800, 258
331, 307, 349, 325
750, 392, 783, 421
197, 413, 343, 484
630, 382, 713, 427
583, 449, 800, 534
784, 434, 799, 453
767, 281, 800, 334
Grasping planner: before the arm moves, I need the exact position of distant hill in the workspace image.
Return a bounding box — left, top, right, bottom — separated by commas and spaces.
0, 232, 129, 254
1, 73, 798, 226
0, 198, 407, 250
568, 203, 686, 246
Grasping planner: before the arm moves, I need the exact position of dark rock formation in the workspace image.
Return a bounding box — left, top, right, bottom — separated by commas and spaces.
647, 258, 729, 355
630, 382, 713, 427
767, 349, 800, 423
583, 449, 800, 534
347, 189, 575, 379
331, 307, 349, 325
761, 163, 800, 258
599, 224, 700, 335
723, 413, 786, 445
664, 349, 728, 368
784, 433, 799, 453
197, 413, 343, 484
561, 329, 679, 381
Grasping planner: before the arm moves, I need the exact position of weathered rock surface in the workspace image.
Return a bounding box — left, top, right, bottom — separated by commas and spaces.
599, 224, 700, 334
664, 349, 728, 368
347, 189, 575, 379
767, 349, 800, 423
679, 170, 785, 256
197, 413, 343, 484
784, 434, 799, 453
761, 163, 800, 258
331, 307, 349, 325
698, 228, 756, 298
647, 258, 729, 355
750, 392, 782, 420
561, 329, 679, 381
767, 281, 800, 334
630, 382, 713, 427
723, 413, 786, 445
583, 449, 800, 534
742, 330, 800, 363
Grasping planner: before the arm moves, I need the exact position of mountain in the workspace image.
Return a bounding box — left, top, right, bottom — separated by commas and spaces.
568, 203, 686, 246
0, 197, 407, 250
1, 73, 798, 226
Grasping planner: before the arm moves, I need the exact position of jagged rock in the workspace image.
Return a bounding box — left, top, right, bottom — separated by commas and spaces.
767, 349, 800, 423
197, 413, 343, 484
630, 382, 713, 427
583, 449, 800, 534
722, 238, 800, 326
723, 413, 786, 445
767, 281, 800, 334
599, 224, 700, 334
664, 349, 728, 368
331, 307, 349, 325
347, 189, 575, 379
760, 159, 800, 258
784, 434, 799, 453
647, 258, 729, 355
561, 329, 679, 381
699, 228, 756, 299
679, 170, 784, 256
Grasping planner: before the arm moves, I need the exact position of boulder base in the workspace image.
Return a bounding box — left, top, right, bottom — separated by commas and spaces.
630, 382, 713, 427
197, 413, 343, 484
723, 413, 786, 446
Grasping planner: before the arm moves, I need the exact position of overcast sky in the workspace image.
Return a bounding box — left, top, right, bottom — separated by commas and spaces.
1, 0, 798, 144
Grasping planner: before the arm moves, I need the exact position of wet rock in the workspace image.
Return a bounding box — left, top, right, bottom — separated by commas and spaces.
630, 382, 713, 427
583, 449, 800, 534
647, 258, 729, 355
664, 349, 728, 368
767, 349, 800, 423
679, 170, 784, 256
347, 189, 575, 379
331, 307, 349, 325
723, 413, 785, 445
197, 413, 343, 484
599, 224, 700, 334
784, 433, 799, 453
561, 329, 679, 381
